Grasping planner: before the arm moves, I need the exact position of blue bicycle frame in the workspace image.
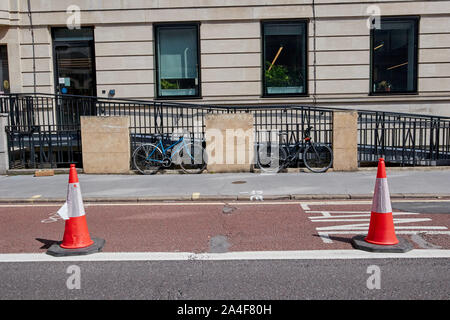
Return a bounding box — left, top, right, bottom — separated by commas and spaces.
145, 136, 194, 163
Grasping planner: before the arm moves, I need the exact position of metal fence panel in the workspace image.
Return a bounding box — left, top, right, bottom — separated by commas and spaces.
358, 111, 450, 166
2, 93, 449, 169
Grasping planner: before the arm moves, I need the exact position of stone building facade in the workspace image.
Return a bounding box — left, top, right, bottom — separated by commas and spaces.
0, 0, 449, 116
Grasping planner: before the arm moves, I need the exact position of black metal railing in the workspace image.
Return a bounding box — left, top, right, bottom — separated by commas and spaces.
358, 111, 450, 166
0, 94, 84, 168
0, 93, 333, 169
3, 93, 449, 170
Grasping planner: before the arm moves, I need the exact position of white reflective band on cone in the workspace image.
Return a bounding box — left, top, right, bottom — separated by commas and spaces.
371, 178, 392, 213
56, 183, 86, 220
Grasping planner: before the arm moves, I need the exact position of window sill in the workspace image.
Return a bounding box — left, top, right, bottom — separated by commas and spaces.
155, 96, 203, 100
369, 92, 419, 96
261, 94, 310, 98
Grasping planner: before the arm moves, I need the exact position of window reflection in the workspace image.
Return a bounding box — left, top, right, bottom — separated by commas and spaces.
0, 46, 10, 94
263, 22, 307, 96
156, 25, 199, 98
372, 18, 418, 94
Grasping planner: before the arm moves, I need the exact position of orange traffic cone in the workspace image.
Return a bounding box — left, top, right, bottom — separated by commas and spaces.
60, 164, 94, 249
351, 158, 412, 253
46, 164, 105, 256
365, 158, 399, 245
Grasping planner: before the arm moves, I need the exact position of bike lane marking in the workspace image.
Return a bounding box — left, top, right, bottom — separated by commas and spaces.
300, 202, 450, 247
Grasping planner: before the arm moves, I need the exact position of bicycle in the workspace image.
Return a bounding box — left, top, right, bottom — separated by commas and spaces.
132, 134, 207, 174
256, 126, 333, 173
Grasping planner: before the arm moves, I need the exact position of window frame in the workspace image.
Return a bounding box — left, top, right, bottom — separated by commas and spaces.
0, 45, 10, 94
51, 26, 97, 97
369, 16, 420, 96
154, 22, 202, 100
261, 19, 309, 98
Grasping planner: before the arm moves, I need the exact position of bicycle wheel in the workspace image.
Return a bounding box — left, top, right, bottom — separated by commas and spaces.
175, 143, 207, 174
256, 143, 288, 173
303, 143, 333, 173
132, 143, 163, 175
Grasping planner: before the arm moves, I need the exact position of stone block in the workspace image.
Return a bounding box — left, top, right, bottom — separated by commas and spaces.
333, 111, 358, 171
81, 116, 130, 174
0, 114, 8, 174
205, 113, 254, 173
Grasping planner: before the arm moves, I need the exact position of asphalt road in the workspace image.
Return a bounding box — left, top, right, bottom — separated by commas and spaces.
1, 258, 449, 300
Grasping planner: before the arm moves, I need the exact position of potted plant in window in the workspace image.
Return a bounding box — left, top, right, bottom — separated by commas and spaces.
265, 61, 302, 94
377, 80, 391, 92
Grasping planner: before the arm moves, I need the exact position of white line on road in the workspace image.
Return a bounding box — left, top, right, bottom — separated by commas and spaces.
1, 249, 450, 263
0, 198, 449, 208
318, 231, 450, 236
309, 212, 420, 219
301, 199, 450, 206
300, 203, 310, 211
0, 201, 300, 208
307, 211, 420, 215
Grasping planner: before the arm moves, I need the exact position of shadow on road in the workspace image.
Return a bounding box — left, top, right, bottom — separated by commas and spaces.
35, 238, 60, 250
313, 234, 352, 245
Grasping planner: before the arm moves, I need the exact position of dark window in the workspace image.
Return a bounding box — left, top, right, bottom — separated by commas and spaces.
0, 45, 10, 94
53, 28, 94, 42
52, 27, 97, 126
52, 27, 96, 97
262, 21, 307, 96
155, 24, 200, 98
371, 18, 418, 94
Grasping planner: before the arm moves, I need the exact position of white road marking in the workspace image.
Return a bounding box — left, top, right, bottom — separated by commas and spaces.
309, 212, 420, 219
301, 199, 450, 206
318, 231, 450, 236
300, 203, 310, 211
40, 213, 63, 224
1, 249, 450, 263
307, 211, 419, 215
308, 210, 449, 243
0, 201, 300, 208
317, 225, 446, 231
0, 198, 449, 208
318, 233, 333, 244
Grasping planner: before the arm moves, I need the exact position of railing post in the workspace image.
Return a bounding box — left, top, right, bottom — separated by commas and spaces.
0, 113, 9, 174
433, 118, 440, 161
205, 113, 254, 173
80, 116, 130, 174
332, 110, 358, 171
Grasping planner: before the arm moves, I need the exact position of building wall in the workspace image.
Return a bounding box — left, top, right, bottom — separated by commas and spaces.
1, 0, 450, 116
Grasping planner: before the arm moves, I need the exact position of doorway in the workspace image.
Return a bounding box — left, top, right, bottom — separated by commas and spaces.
52, 28, 97, 126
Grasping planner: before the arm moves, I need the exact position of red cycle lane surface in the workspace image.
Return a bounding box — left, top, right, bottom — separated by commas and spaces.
0, 201, 449, 254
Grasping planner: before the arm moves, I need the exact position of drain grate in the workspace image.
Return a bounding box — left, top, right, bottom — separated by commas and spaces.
231, 180, 247, 184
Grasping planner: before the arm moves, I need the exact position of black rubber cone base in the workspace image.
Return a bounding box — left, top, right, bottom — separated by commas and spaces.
351, 234, 413, 253
46, 237, 105, 257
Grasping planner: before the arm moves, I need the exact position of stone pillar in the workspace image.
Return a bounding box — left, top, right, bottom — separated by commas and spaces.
333, 110, 358, 171
205, 113, 254, 173
80, 116, 130, 174
0, 113, 8, 174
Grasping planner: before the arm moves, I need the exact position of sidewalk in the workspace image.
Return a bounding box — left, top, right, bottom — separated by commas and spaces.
1, 167, 450, 202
